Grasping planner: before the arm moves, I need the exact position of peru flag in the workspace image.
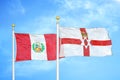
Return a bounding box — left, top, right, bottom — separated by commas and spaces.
15, 33, 56, 61
60, 27, 112, 57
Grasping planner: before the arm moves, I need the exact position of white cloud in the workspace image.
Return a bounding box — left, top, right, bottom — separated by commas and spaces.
54, 0, 120, 34
116, 0, 120, 3
84, 1, 93, 9
17, 0, 120, 36
8, 0, 25, 15
64, 0, 82, 10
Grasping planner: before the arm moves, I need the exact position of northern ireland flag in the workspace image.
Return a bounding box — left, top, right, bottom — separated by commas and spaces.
60, 27, 112, 57
15, 33, 56, 61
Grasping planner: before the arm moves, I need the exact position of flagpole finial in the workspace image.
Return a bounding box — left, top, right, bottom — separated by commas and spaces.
56, 16, 60, 21
12, 24, 15, 27
12, 24, 15, 30
56, 16, 60, 24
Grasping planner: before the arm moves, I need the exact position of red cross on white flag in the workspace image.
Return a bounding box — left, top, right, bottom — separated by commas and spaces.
60, 27, 112, 57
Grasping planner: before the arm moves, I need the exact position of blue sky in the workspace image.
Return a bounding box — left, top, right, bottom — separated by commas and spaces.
0, 0, 120, 80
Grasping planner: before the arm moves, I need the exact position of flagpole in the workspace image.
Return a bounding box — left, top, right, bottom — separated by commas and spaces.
56, 16, 60, 80
12, 24, 15, 80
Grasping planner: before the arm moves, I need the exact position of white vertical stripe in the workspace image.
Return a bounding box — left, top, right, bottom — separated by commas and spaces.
30, 34, 47, 60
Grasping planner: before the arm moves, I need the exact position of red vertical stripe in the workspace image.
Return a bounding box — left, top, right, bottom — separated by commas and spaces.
15, 33, 31, 61
83, 46, 90, 56
80, 28, 86, 33
44, 34, 56, 60
80, 28, 90, 56
80, 28, 88, 39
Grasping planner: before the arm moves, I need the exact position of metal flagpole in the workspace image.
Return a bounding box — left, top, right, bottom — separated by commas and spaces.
12, 24, 15, 80
56, 16, 60, 80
